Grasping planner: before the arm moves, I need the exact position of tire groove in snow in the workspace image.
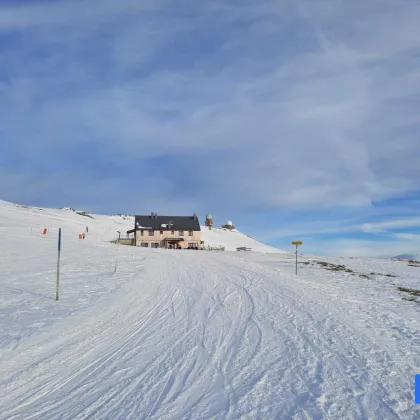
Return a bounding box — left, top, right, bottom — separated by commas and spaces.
0, 250, 418, 419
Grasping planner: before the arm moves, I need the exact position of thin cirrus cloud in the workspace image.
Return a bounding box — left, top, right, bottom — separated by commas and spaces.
0, 0, 420, 256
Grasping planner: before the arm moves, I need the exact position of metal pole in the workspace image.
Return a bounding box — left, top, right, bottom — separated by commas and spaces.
56, 228, 61, 301
114, 241, 120, 273
295, 245, 298, 275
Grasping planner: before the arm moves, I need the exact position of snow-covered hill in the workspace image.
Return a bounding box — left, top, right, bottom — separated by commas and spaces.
200, 225, 285, 253
0, 200, 419, 419
0, 200, 281, 252
393, 254, 419, 261
0, 200, 134, 242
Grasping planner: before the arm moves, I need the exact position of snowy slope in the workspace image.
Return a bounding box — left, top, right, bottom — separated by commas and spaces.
0, 200, 134, 242
0, 200, 280, 252
0, 201, 419, 419
200, 225, 285, 253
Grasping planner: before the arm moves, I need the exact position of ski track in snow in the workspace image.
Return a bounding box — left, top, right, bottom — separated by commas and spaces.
0, 201, 419, 419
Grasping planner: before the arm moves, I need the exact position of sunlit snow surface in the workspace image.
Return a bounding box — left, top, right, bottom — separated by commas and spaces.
0, 200, 419, 419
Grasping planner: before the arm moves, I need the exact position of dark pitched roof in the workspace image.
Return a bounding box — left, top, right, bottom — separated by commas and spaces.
130, 214, 201, 232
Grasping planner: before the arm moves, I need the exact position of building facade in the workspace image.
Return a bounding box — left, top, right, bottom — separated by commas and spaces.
127, 213, 202, 249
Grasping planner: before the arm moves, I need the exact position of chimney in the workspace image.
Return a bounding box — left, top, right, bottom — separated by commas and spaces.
193, 213, 197, 220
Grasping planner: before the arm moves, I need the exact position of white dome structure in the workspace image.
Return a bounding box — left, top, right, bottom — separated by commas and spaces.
223, 220, 235, 230
205, 214, 214, 229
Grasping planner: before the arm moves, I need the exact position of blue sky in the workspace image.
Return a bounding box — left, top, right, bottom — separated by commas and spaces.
1, 0, 420, 257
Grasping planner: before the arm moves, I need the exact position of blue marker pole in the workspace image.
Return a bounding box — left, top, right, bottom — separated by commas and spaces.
416, 374, 420, 404
56, 228, 61, 301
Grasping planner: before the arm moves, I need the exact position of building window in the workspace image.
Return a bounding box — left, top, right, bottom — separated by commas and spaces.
179, 231, 184, 236
160, 231, 163, 234
141, 242, 149, 247
171, 231, 174, 235
148, 230, 154, 236
189, 231, 193, 236
188, 242, 198, 248
151, 242, 159, 248
140, 230, 144, 236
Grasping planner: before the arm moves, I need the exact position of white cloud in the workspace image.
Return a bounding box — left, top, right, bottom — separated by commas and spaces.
309, 237, 420, 258
1, 0, 420, 225
361, 218, 420, 233
393, 233, 420, 241
0, 0, 159, 30
255, 214, 420, 255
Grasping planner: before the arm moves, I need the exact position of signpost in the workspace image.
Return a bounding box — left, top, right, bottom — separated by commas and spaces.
292, 241, 303, 275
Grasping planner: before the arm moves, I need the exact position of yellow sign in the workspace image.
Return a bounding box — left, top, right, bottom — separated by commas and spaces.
292, 241, 302, 246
